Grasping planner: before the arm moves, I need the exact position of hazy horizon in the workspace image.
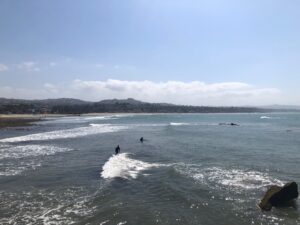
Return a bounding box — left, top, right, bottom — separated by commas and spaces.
1, 1, 300, 106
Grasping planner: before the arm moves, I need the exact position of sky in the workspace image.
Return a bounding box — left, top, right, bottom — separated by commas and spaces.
0, 0, 299, 106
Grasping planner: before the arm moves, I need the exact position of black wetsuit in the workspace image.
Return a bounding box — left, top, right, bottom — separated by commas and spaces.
115, 145, 120, 155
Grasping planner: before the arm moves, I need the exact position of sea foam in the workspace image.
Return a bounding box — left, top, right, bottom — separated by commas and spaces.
204, 167, 284, 190
0, 187, 96, 225
175, 164, 284, 190
0, 144, 72, 160
0, 144, 73, 176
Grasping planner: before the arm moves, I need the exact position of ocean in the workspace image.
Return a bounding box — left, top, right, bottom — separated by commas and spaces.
0, 113, 299, 225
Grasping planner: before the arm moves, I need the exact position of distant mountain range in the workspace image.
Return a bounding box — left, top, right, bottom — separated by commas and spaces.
260, 104, 300, 110
0, 97, 299, 114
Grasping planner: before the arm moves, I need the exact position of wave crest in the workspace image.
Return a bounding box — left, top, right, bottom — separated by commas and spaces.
0, 124, 126, 143
170, 122, 190, 126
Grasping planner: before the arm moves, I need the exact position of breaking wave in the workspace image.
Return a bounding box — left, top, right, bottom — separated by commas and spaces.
169, 122, 190, 126
260, 116, 271, 119
260, 115, 280, 120
84, 116, 117, 121
0, 124, 127, 143
101, 153, 161, 179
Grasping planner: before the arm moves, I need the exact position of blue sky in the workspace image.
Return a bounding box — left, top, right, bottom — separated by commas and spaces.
0, 0, 299, 105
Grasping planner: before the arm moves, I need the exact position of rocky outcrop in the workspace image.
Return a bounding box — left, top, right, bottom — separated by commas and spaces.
259, 182, 299, 210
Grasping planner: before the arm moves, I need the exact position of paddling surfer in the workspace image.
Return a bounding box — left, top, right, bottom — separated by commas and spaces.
115, 145, 120, 155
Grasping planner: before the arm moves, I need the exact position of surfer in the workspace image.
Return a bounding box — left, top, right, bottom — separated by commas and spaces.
115, 145, 120, 155
140, 137, 144, 143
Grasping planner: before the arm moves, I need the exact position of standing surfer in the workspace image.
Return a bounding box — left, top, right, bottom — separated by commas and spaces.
140, 137, 144, 143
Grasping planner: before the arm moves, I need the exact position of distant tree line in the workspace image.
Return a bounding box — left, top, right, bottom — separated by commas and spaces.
0, 98, 294, 114
50, 103, 267, 114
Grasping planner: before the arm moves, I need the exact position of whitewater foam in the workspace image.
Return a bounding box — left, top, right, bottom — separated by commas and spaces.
260, 116, 271, 119
0, 124, 126, 143
0, 188, 96, 225
204, 167, 284, 189
0, 144, 72, 160
175, 165, 284, 190
84, 116, 117, 120
84, 114, 134, 121
117, 222, 127, 225
101, 153, 161, 179
170, 122, 190, 126
0, 144, 73, 176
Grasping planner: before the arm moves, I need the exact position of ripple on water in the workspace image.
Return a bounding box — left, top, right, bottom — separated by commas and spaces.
0, 188, 96, 225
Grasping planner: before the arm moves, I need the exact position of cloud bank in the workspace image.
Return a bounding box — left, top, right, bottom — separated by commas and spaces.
0, 79, 284, 106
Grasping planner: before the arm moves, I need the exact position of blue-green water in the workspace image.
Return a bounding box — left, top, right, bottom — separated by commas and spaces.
0, 113, 299, 225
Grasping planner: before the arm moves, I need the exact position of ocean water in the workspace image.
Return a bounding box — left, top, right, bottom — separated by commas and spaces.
0, 113, 299, 225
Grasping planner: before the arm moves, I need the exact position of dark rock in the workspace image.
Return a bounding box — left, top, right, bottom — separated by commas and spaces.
259, 182, 299, 211
259, 185, 282, 210
270, 182, 298, 206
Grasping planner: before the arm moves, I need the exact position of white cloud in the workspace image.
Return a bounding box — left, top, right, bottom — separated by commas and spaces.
0, 79, 285, 106
67, 79, 282, 106
18, 61, 40, 72
0, 63, 8, 71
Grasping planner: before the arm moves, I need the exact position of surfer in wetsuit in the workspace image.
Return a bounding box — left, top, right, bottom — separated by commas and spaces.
140, 137, 144, 143
115, 145, 120, 155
